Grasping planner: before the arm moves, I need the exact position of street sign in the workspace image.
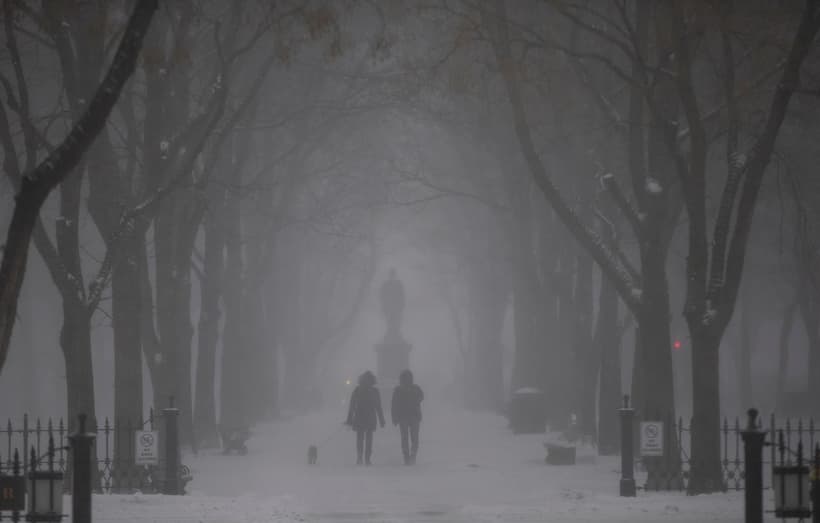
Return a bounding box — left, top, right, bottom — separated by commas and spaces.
640, 421, 664, 457
0, 476, 25, 511
135, 430, 159, 466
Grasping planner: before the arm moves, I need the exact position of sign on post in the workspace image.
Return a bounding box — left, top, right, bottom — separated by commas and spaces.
135, 430, 159, 466
640, 421, 664, 457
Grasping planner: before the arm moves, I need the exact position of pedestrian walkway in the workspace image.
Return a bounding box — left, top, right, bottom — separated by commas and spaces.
89, 406, 754, 522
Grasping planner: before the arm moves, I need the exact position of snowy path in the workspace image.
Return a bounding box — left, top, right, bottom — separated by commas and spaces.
91, 406, 762, 522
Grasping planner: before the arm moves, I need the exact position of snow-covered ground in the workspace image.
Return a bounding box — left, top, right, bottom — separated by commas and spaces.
84, 406, 769, 522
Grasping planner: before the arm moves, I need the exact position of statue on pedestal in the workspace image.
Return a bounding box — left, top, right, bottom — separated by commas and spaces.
375, 268, 411, 385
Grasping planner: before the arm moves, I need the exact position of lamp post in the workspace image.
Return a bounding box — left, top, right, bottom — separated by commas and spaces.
619, 394, 636, 497
812, 444, 819, 523
741, 408, 765, 523
163, 397, 180, 495
26, 437, 64, 522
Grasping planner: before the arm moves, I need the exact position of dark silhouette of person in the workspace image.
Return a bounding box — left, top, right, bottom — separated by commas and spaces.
345, 370, 385, 465
391, 369, 424, 465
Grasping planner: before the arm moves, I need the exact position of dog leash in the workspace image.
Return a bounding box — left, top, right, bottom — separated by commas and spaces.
317, 422, 347, 446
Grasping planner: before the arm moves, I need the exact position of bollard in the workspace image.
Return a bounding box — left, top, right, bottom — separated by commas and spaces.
69, 414, 95, 523
741, 408, 765, 523
619, 394, 636, 497
163, 397, 180, 495
813, 443, 819, 523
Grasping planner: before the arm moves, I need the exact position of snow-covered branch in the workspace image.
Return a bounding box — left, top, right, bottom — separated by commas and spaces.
600, 172, 643, 240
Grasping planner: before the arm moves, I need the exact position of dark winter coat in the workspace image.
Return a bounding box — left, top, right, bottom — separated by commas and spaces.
346, 373, 385, 431
391, 371, 424, 425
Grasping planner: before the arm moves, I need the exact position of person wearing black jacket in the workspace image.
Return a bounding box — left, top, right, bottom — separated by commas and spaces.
391, 369, 424, 465
345, 370, 385, 465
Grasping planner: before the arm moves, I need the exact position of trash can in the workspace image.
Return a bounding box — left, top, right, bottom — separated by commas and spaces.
507, 387, 547, 434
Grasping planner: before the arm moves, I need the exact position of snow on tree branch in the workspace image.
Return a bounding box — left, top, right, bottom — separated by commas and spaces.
600, 172, 644, 240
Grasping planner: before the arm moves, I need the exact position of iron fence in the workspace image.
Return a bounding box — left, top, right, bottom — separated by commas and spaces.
635, 412, 818, 492
0, 410, 172, 494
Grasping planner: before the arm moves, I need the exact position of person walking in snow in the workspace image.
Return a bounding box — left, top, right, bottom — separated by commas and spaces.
345, 370, 385, 465
391, 369, 424, 465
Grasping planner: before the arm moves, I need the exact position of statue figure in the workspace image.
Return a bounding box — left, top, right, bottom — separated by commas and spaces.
379, 268, 405, 341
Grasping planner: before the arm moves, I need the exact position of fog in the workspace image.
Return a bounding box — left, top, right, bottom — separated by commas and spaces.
1, 1, 819, 521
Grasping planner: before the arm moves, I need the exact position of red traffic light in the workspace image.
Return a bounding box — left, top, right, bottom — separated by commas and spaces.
673, 340, 682, 350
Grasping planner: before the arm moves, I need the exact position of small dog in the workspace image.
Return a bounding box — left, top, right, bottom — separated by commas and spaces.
307, 444, 318, 465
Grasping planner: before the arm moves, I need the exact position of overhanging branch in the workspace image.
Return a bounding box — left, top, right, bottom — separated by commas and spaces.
490, 0, 641, 315
600, 172, 643, 240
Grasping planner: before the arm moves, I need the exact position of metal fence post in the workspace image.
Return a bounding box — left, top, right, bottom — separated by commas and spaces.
813, 443, 819, 523
741, 408, 765, 523
619, 394, 636, 497
22, 414, 28, 477
163, 397, 180, 495
69, 414, 95, 523
13, 449, 22, 523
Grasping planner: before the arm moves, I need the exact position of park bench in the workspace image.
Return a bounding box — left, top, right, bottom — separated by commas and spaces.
219, 426, 250, 455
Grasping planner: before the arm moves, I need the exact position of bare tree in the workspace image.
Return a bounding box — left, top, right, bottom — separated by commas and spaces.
0, 0, 157, 406
482, 0, 819, 492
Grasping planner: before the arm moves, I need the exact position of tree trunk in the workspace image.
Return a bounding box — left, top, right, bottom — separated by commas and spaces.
536, 205, 577, 426
275, 240, 302, 412
0, 187, 44, 374
174, 217, 197, 448
467, 261, 506, 412
220, 185, 247, 428
635, 251, 680, 489
154, 192, 198, 446
250, 286, 279, 420
154, 221, 178, 408
21, 281, 40, 413
635, 0, 679, 426
798, 294, 820, 416
295, 257, 331, 410
595, 269, 621, 455
194, 208, 224, 448
775, 300, 797, 410
536, 210, 562, 423
634, 246, 676, 421
242, 285, 271, 422
550, 240, 576, 426
137, 240, 162, 409
111, 236, 143, 486
504, 164, 543, 396
61, 303, 96, 427
738, 293, 753, 408
688, 330, 725, 494
573, 252, 595, 437
510, 268, 541, 391
263, 278, 280, 419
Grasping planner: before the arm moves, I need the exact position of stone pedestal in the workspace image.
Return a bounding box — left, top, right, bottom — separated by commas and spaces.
375, 338, 412, 387
375, 269, 411, 387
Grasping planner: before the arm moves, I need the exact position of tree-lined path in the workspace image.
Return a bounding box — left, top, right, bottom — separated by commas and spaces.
137, 406, 746, 523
